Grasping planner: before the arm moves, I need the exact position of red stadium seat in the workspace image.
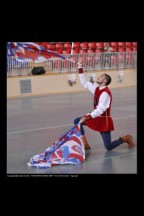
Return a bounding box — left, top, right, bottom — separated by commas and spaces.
56, 49, 63, 54
104, 42, 111, 46
47, 44, 55, 51
62, 50, 71, 54
71, 42, 80, 53
64, 43, 72, 49
40, 42, 48, 48
95, 49, 102, 53
87, 49, 95, 53
96, 42, 103, 50
132, 46, 137, 51
132, 42, 137, 47
132, 42, 137, 51
78, 50, 87, 65
73, 42, 80, 49
72, 49, 79, 54
88, 42, 96, 50
55, 43, 63, 54
118, 42, 125, 48
63, 43, 72, 54
80, 42, 88, 50
118, 42, 125, 52
111, 42, 118, 47
126, 47, 132, 52
112, 47, 118, 52
55, 43, 63, 50
118, 47, 125, 52
125, 42, 132, 49
79, 49, 87, 53
111, 42, 118, 52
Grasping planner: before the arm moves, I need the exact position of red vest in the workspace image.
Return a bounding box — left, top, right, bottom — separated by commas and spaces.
85, 86, 114, 132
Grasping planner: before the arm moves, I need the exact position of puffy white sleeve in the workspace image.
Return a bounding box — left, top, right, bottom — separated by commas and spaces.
90, 92, 111, 118
79, 73, 98, 95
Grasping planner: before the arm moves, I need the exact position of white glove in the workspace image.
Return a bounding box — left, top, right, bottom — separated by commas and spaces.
78, 63, 83, 69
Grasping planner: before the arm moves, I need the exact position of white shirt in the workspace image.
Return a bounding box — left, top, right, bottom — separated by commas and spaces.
79, 74, 111, 118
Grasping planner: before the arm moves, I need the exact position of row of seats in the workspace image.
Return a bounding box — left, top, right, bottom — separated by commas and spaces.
38, 42, 137, 54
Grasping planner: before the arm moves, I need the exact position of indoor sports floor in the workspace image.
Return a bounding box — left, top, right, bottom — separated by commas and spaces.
7, 86, 137, 174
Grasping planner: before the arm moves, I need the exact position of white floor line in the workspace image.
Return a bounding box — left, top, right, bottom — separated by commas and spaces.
114, 115, 136, 120
104, 152, 136, 160
7, 115, 136, 135
86, 151, 137, 165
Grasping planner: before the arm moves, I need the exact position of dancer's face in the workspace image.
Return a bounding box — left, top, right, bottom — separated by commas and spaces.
96, 74, 106, 85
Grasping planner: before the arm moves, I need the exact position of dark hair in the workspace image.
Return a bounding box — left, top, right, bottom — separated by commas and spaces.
104, 74, 112, 85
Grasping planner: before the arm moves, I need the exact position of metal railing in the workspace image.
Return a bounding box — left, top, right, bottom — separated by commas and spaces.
7, 51, 137, 77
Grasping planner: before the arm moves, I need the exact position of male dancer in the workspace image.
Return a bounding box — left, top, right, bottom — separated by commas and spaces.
74, 64, 135, 150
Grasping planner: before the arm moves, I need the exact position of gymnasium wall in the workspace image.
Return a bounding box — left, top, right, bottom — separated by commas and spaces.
7, 68, 136, 98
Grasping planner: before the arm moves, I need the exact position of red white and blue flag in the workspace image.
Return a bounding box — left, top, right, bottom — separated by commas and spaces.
27, 123, 85, 168
7, 42, 66, 63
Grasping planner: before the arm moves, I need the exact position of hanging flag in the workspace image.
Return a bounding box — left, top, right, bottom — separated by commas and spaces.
27, 123, 85, 168
7, 42, 66, 63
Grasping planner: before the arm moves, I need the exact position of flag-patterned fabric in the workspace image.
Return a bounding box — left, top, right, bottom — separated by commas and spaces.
27, 123, 85, 168
7, 42, 66, 63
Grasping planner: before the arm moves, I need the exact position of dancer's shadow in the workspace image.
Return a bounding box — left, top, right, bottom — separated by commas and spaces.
85, 149, 91, 160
